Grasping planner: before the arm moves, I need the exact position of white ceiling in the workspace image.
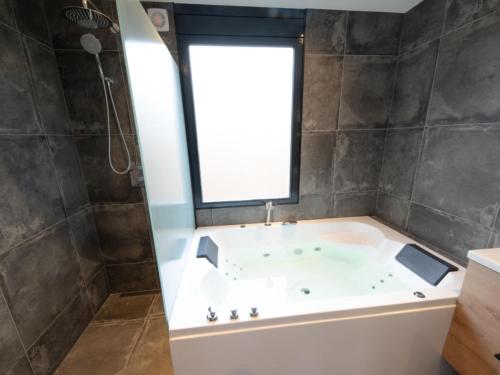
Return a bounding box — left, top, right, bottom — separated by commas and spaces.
158, 0, 423, 14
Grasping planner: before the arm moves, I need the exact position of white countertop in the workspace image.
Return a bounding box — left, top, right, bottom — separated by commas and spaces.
468, 248, 500, 274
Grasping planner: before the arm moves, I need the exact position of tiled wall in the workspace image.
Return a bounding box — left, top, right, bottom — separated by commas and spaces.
195, 9, 403, 226
0, 0, 109, 373
377, 0, 500, 264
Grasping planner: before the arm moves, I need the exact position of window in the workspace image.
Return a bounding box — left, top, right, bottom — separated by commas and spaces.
176, 6, 305, 209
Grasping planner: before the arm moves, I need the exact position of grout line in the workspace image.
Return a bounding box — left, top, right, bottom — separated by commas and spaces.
487, 204, 500, 246
120, 318, 148, 375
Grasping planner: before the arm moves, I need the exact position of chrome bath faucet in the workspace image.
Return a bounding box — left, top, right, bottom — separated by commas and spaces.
265, 201, 274, 226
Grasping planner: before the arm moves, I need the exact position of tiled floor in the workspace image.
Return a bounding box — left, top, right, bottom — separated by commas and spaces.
55, 292, 174, 375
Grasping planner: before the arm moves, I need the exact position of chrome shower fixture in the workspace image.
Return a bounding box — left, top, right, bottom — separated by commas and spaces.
63, 0, 119, 33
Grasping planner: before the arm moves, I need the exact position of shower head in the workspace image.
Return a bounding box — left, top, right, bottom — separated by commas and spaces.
62, 0, 119, 32
80, 33, 102, 55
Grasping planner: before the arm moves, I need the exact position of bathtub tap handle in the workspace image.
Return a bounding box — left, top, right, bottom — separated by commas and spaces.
250, 307, 259, 317
230, 309, 239, 320
207, 307, 218, 322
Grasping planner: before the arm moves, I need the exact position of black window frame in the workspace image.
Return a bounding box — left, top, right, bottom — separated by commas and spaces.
176, 8, 305, 210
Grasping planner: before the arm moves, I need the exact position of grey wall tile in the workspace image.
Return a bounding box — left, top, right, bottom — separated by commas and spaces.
86, 268, 109, 313
12, 0, 51, 45
68, 208, 102, 283
376, 193, 410, 228
0, 0, 14, 28
212, 205, 264, 226
400, 0, 446, 52
339, 56, 396, 129
0, 291, 25, 374
274, 194, 332, 222
489, 230, 500, 247
407, 204, 490, 261
48, 136, 89, 215
75, 135, 141, 203
390, 41, 439, 128
428, 12, 500, 125
346, 12, 402, 55
413, 125, 500, 227
56, 51, 133, 135
302, 54, 342, 131
333, 131, 386, 192
0, 136, 65, 254
300, 132, 335, 195
445, 0, 500, 32
94, 204, 153, 264
25, 39, 69, 135
333, 192, 376, 217
27, 292, 93, 375
0, 25, 39, 134
305, 10, 346, 55
379, 128, 423, 199
5, 356, 34, 375
0, 222, 83, 348
106, 262, 159, 293
195, 209, 212, 227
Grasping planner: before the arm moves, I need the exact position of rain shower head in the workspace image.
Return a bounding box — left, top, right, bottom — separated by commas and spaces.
80, 33, 102, 55
62, 0, 119, 32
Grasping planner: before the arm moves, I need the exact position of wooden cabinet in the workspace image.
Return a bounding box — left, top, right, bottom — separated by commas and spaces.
443, 261, 500, 374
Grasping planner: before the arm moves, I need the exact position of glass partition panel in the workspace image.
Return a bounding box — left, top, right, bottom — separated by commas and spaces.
116, 0, 195, 320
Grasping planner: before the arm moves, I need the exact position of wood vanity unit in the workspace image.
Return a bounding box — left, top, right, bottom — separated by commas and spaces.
443, 249, 500, 375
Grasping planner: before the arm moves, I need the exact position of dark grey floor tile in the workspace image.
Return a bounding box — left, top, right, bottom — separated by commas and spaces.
445, 0, 500, 32
400, 0, 446, 53
413, 125, 500, 228
407, 204, 490, 262
75, 135, 142, 203
0, 136, 65, 254
94, 292, 155, 322
56, 51, 133, 135
0, 25, 39, 134
305, 10, 346, 55
0, 222, 82, 348
390, 41, 439, 128
0, 0, 14, 28
379, 128, 423, 199
333, 131, 386, 192
339, 56, 396, 129
274, 194, 332, 222
375, 193, 410, 229
5, 356, 34, 375
0, 291, 25, 374
346, 12, 402, 55
25, 39, 69, 135
428, 12, 500, 125
302, 54, 342, 131
300, 132, 335, 195
11, 0, 50, 45
106, 262, 159, 293
212, 205, 264, 226
333, 192, 376, 217
195, 209, 212, 227
94, 204, 153, 264
86, 268, 109, 313
48, 136, 89, 215
28, 292, 93, 375
68, 208, 102, 283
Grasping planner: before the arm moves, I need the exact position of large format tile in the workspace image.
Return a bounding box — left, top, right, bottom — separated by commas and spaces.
0, 25, 39, 134
25, 39, 69, 135
407, 204, 490, 262
75, 135, 141, 203
428, 12, 500, 125
195, 209, 212, 227
54, 320, 144, 375
346, 12, 402, 55
400, 0, 446, 53
339, 56, 396, 129
28, 293, 93, 375
106, 262, 159, 293
0, 136, 65, 253
123, 317, 173, 375
379, 128, 423, 199
0, 222, 83, 348
94, 292, 155, 322
94, 204, 153, 264
273, 194, 332, 222
0, 291, 25, 374
302, 55, 342, 131
11, 0, 50, 45
445, 0, 500, 32
413, 125, 500, 227
333, 131, 386, 192
48, 136, 89, 215
68, 208, 102, 283
5, 356, 33, 375
0, 0, 14, 27
390, 41, 439, 128
305, 10, 346, 55
375, 193, 410, 229
86, 268, 109, 313
299, 132, 335, 195
149, 294, 165, 317
212, 205, 265, 226
333, 192, 376, 217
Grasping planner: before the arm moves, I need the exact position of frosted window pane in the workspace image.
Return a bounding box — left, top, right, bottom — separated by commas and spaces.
189, 45, 295, 203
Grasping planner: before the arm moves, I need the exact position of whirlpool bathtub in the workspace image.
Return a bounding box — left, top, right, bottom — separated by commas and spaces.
167, 217, 465, 375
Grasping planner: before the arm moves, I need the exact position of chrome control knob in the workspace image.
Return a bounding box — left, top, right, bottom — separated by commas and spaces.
250, 307, 259, 317
207, 307, 217, 322
230, 309, 239, 320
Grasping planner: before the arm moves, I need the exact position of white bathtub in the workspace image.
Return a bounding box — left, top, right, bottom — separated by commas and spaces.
167, 217, 465, 375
